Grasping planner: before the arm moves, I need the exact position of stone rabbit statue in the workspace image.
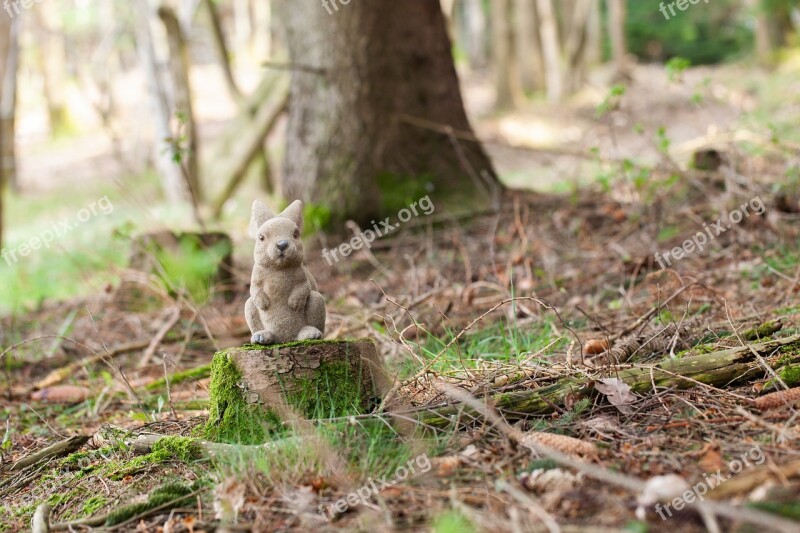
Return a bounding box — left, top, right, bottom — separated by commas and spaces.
246, 200, 326, 345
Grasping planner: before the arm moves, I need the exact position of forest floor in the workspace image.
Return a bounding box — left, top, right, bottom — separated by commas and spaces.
2, 60, 800, 531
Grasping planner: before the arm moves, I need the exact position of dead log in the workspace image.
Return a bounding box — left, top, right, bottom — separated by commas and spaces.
5, 436, 89, 472
204, 339, 391, 444
406, 335, 800, 430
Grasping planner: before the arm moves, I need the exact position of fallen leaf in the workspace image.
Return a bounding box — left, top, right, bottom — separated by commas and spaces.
214, 478, 245, 524
309, 476, 328, 492
435, 456, 461, 477
699, 443, 726, 472
595, 378, 636, 412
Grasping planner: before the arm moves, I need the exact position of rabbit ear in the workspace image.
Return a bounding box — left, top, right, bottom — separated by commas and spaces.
280, 200, 304, 233
249, 200, 274, 239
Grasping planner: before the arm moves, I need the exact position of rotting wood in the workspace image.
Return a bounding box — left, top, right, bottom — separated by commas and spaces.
5, 435, 89, 473
395, 335, 800, 430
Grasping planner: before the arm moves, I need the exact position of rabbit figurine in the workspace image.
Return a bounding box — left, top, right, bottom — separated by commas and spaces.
245, 200, 326, 345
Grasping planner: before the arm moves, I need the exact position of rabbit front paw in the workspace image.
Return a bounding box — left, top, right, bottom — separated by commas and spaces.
254, 291, 270, 310
288, 287, 309, 311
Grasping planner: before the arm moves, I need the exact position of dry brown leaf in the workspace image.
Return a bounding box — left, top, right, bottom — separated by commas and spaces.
31, 385, 91, 404
595, 378, 636, 412
434, 456, 461, 477
699, 446, 726, 473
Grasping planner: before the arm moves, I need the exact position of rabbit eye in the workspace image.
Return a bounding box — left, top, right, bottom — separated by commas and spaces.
293, 229, 300, 239
259, 235, 265, 242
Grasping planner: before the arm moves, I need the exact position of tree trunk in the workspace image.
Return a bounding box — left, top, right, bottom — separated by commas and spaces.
32, 3, 69, 136
608, 0, 627, 75
491, 0, 518, 109
201, 0, 243, 103
585, 0, 602, 66
1, 18, 18, 192
135, 0, 189, 205
159, 6, 202, 207
277, 0, 498, 227
750, 0, 773, 65
513, 0, 543, 94
0, 14, 10, 250
462, 0, 488, 69
534, 0, 563, 103
564, 0, 592, 93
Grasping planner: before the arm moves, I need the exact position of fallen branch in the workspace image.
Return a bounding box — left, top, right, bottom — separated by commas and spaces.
400, 335, 800, 430
5, 435, 89, 473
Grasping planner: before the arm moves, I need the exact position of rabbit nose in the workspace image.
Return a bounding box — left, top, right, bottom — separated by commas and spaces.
276, 240, 289, 252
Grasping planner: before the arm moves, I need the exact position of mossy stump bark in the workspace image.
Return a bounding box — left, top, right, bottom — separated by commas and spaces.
204, 339, 390, 444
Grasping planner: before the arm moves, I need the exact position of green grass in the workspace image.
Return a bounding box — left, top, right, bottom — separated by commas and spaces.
0, 172, 171, 314
400, 317, 569, 378
0, 170, 243, 315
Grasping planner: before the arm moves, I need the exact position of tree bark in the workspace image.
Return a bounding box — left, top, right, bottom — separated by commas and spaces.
462, 0, 488, 68
201, 0, 243, 103
585, 0, 602, 66
491, 0, 518, 109
534, 0, 563, 103
159, 6, 202, 208
750, 0, 773, 65
204, 340, 392, 443
0, 17, 17, 192
32, 3, 69, 136
0, 14, 11, 251
564, 0, 592, 93
135, 0, 189, 205
608, 0, 627, 75
513, 0, 543, 94
277, 0, 499, 227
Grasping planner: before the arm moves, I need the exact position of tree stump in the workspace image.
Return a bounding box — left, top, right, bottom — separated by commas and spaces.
115, 231, 233, 311
203, 339, 391, 444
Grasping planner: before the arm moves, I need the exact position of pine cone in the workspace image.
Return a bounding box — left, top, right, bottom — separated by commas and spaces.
521, 431, 598, 458
755, 387, 800, 411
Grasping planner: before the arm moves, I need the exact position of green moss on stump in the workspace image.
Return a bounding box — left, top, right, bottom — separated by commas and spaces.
203, 350, 280, 445
284, 360, 364, 419
204, 340, 381, 444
